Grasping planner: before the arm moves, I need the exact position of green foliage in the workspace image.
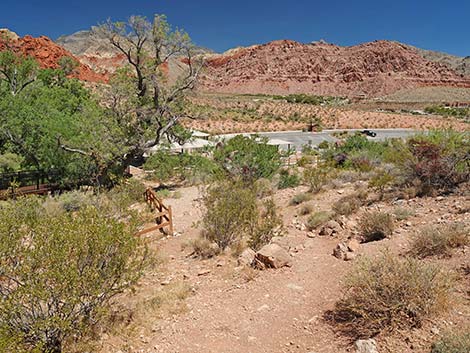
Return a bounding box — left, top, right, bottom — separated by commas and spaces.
249, 198, 283, 251
273, 93, 340, 106
201, 180, 258, 250
0, 198, 145, 352
278, 168, 300, 189
0, 152, 23, 172
144, 151, 221, 184
368, 170, 395, 192
0, 50, 38, 95
425, 105, 470, 119
333, 253, 452, 338
213, 135, 281, 182
431, 329, 470, 353
303, 164, 332, 192
358, 211, 394, 242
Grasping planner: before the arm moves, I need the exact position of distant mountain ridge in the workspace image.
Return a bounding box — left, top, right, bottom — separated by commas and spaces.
2, 27, 470, 97
199, 39, 470, 97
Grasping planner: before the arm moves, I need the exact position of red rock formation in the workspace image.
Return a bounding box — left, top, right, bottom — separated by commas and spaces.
0, 34, 107, 83
200, 40, 470, 97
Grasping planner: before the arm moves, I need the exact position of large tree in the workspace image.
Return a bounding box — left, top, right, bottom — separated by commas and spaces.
98, 15, 201, 147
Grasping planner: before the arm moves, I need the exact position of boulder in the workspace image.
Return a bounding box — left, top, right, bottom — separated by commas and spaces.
238, 248, 256, 267
255, 244, 292, 269
333, 242, 349, 260
319, 220, 342, 236
347, 238, 361, 252
354, 339, 378, 353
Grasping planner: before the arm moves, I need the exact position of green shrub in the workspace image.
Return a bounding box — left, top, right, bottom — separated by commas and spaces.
289, 192, 311, 206
359, 211, 394, 242
213, 135, 281, 181
409, 223, 469, 258
332, 253, 452, 338
303, 165, 332, 193
201, 181, 258, 250
306, 211, 334, 230
278, 169, 300, 189
431, 329, 470, 353
249, 199, 283, 251
0, 199, 144, 353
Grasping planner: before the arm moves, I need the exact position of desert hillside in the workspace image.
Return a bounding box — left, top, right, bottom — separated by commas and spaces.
200, 40, 470, 97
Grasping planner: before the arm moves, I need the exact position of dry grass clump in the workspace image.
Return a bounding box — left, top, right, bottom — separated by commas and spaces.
289, 192, 311, 206
359, 211, 394, 242
183, 237, 220, 259
392, 206, 415, 221
306, 211, 334, 230
331, 253, 453, 338
298, 204, 314, 216
431, 328, 470, 353
332, 191, 367, 216
409, 223, 469, 259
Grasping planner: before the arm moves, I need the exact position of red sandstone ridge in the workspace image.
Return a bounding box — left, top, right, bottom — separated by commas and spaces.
0, 34, 107, 83
200, 40, 470, 97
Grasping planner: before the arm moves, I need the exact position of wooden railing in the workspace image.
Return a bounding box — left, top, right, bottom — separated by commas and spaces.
137, 188, 174, 236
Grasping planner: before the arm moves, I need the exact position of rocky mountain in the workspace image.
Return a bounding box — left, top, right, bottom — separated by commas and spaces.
0, 29, 107, 82
409, 45, 470, 77
199, 40, 470, 97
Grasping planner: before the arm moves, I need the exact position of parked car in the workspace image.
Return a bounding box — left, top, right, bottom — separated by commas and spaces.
361, 130, 377, 137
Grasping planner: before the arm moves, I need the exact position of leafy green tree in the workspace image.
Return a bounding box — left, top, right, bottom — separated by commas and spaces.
0, 199, 145, 353
213, 135, 282, 181
0, 50, 38, 95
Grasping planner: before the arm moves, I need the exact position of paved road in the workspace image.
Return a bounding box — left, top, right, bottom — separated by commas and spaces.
216, 129, 419, 150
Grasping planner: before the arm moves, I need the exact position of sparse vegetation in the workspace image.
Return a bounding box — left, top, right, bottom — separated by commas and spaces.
278, 168, 301, 189
289, 192, 311, 206
303, 165, 332, 193
332, 253, 453, 338
359, 211, 394, 242
409, 223, 469, 258
306, 211, 334, 230
431, 328, 470, 353
298, 204, 313, 216
392, 206, 415, 221
332, 192, 366, 216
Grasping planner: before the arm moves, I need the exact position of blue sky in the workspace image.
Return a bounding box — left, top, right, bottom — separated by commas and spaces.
1, 0, 469, 56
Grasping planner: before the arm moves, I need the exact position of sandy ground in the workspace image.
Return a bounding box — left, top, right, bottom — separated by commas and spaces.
97, 183, 470, 353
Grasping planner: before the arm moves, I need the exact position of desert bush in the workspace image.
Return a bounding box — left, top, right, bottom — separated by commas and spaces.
431, 328, 470, 353
107, 178, 147, 209
303, 165, 332, 193
213, 135, 281, 181
183, 237, 220, 259
409, 223, 470, 258
332, 253, 452, 338
254, 178, 273, 198
298, 204, 314, 216
0, 199, 145, 353
278, 169, 300, 189
289, 192, 311, 206
404, 131, 470, 195
359, 211, 394, 242
392, 206, 415, 221
332, 192, 366, 216
249, 198, 283, 251
201, 180, 258, 250
306, 211, 334, 230
368, 170, 395, 193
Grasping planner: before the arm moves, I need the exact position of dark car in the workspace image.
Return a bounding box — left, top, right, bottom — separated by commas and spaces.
361, 130, 377, 137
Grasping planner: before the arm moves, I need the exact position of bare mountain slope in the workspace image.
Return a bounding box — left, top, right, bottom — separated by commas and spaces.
199, 40, 470, 97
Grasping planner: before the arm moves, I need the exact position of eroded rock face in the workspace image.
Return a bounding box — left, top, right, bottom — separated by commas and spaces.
0, 33, 107, 83
255, 244, 293, 269
200, 40, 470, 97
